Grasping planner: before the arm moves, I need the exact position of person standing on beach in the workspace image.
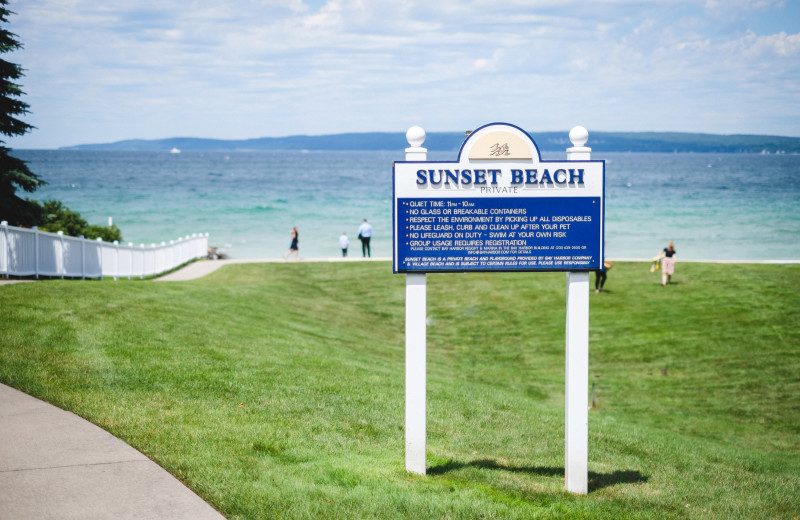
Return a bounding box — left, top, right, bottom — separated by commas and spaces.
339, 231, 349, 257
284, 226, 299, 261
358, 219, 372, 258
661, 241, 676, 285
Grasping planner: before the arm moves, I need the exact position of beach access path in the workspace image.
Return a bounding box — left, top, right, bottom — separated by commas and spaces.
0, 383, 225, 520
154, 256, 391, 281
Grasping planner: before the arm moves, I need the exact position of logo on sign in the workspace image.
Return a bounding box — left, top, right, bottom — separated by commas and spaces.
468, 131, 532, 160
489, 143, 511, 157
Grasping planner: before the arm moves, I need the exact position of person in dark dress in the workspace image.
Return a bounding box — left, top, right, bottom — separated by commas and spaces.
284, 226, 299, 261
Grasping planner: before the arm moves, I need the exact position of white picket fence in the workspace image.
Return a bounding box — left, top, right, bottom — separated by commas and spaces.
0, 221, 208, 280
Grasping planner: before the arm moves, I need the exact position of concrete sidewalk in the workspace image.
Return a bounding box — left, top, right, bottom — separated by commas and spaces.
155, 256, 391, 281
0, 384, 225, 520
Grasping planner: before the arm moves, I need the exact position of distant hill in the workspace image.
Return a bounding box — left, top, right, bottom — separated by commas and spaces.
60, 131, 800, 154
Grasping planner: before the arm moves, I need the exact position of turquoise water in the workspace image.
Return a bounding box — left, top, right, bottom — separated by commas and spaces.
14, 150, 800, 261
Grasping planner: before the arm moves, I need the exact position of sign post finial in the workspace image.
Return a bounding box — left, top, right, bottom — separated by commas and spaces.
406, 126, 426, 148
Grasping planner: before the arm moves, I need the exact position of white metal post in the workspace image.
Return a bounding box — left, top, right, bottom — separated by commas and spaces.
565, 271, 589, 494
405, 273, 427, 474
97, 237, 104, 280
127, 242, 133, 279
80, 235, 85, 279
114, 240, 120, 281
33, 226, 39, 279
1, 221, 8, 278
57, 231, 65, 278
565, 126, 592, 494
405, 126, 428, 475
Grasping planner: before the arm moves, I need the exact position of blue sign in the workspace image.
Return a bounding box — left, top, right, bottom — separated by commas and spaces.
393, 123, 604, 273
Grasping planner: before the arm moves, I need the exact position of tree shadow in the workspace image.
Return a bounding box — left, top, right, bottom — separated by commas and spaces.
428, 459, 647, 492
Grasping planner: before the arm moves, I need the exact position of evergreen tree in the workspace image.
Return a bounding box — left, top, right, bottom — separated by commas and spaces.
0, 1, 44, 226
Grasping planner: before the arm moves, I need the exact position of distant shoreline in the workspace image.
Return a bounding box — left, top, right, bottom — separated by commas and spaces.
48, 131, 800, 154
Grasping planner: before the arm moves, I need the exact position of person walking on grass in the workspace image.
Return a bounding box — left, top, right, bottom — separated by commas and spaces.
661, 241, 676, 285
357, 218, 372, 258
284, 226, 299, 261
595, 260, 612, 293
339, 231, 349, 257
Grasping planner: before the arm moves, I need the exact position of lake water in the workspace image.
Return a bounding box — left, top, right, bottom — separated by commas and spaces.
13, 149, 800, 262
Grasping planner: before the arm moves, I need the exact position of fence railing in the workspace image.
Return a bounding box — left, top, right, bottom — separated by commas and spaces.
0, 221, 208, 280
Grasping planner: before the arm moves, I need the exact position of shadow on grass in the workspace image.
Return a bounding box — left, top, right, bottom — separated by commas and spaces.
428, 459, 647, 492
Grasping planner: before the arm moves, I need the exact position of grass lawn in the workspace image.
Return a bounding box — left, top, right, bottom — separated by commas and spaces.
1, 261, 798, 519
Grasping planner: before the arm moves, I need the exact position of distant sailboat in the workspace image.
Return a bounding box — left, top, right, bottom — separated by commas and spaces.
170, 147, 181, 154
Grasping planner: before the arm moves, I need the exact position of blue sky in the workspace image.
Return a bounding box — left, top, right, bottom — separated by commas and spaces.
5, 0, 800, 149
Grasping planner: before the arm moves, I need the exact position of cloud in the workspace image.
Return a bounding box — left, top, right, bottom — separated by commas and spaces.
705, 0, 785, 18
5, 0, 800, 148
734, 30, 800, 57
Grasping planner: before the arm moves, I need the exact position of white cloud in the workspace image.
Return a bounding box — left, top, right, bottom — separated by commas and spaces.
734, 30, 800, 57
5, 0, 800, 148
705, 0, 785, 17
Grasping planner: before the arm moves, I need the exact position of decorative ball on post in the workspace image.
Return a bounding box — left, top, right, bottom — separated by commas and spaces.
406, 126, 426, 148
569, 126, 589, 148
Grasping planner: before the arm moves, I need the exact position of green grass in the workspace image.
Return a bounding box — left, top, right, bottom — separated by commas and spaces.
1, 261, 798, 519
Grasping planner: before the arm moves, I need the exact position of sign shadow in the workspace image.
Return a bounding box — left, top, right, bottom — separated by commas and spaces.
428, 459, 647, 492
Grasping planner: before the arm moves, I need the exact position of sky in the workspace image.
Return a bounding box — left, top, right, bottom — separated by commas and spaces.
4, 0, 800, 149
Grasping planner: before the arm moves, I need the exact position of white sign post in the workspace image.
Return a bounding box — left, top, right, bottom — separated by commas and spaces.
397, 124, 598, 493
565, 126, 591, 494
405, 126, 428, 475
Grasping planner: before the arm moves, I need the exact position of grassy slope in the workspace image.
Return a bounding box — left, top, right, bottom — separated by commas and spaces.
0, 261, 798, 519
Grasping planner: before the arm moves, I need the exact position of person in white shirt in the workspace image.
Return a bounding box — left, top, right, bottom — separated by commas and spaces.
339, 231, 349, 257
357, 219, 372, 257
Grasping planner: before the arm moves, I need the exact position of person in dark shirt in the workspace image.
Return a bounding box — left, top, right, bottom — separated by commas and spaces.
595, 260, 612, 293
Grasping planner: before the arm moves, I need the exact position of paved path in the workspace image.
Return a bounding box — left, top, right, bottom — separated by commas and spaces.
155, 256, 391, 281
0, 384, 225, 520
0, 279, 35, 286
